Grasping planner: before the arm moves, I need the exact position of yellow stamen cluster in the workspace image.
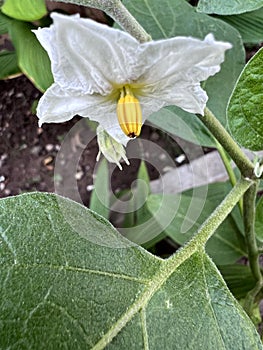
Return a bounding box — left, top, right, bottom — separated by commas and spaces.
117, 86, 142, 138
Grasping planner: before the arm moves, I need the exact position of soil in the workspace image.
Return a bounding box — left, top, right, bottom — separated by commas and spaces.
0, 75, 185, 207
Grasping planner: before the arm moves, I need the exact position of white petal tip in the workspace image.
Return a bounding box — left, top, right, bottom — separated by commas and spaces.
96, 151, 101, 163
117, 162, 123, 171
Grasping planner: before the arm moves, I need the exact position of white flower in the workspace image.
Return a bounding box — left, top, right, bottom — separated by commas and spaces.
33, 13, 231, 164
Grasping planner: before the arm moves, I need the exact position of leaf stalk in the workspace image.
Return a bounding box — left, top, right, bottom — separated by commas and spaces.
197, 108, 254, 179
243, 182, 263, 316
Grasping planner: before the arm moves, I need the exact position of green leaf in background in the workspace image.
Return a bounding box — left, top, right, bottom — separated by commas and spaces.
227, 47, 263, 151
90, 158, 110, 220
147, 182, 246, 265
122, 0, 244, 144
117, 161, 165, 246
0, 192, 261, 349
1, 0, 47, 21
219, 7, 263, 44
255, 195, 263, 241
0, 50, 21, 79
196, 0, 263, 15
133, 160, 151, 222
149, 106, 216, 147
0, 10, 11, 34
8, 20, 53, 92
219, 264, 256, 299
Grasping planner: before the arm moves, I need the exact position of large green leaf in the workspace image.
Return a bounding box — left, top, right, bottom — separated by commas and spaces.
227, 47, 263, 151
196, 0, 263, 15
123, 0, 245, 143
8, 20, 53, 92
1, 0, 47, 21
0, 192, 261, 349
0, 50, 21, 79
147, 182, 246, 265
219, 7, 263, 44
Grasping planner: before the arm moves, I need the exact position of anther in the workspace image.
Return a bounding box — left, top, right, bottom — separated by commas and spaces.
117, 86, 142, 138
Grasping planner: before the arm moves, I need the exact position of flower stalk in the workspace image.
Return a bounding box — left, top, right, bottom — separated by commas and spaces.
167, 177, 253, 267
198, 107, 255, 179
50, 0, 151, 42
216, 140, 243, 215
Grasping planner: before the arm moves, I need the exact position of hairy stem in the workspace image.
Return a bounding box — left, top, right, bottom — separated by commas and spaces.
50, 0, 151, 42
168, 177, 252, 266
243, 182, 263, 315
197, 108, 254, 179
216, 141, 243, 215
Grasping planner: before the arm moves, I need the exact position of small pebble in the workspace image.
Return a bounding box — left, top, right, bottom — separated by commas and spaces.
45, 144, 54, 152
175, 154, 186, 164
86, 184, 94, 192
31, 145, 41, 155
43, 156, 53, 166
4, 189, 11, 196
75, 170, 84, 180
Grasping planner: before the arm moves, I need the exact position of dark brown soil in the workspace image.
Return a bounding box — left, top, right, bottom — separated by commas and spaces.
0, 75, 185, 206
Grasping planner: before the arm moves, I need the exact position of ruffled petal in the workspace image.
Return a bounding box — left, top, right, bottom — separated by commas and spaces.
136, 34, 232, 114
33, 13, 140, 95
37, 83, 130, 145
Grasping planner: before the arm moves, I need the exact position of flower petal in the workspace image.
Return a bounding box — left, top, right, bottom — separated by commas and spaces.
136, 34, 232, 114
33, 13, 140, 95
37, 83, 130, 145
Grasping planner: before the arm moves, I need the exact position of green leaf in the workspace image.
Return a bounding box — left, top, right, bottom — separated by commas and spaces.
0, 50, 21, 79
134, 160, 151, 221
219, 264, 256, 299
149, 106, 216, 147
8, 20, 53, 92
227, 47, 263, 151
122, 0, 244, 143
0, 10, 11, 34
255, 195, 263, 242
219, 7, 263, 44
120, 161, 164, 246
90, 159, 110, 220
1, 0, 47, 21
0, 192, 261, 349
147, 182, 246, 265
196, 0, 263, 15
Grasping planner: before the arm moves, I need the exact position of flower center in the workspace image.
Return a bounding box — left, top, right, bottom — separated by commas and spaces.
117, 85, 142, 138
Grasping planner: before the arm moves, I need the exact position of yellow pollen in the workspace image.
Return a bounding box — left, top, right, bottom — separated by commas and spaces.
117, 86, 142, 138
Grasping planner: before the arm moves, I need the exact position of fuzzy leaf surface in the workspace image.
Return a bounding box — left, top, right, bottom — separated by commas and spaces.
0, 192, 261, 349
227, 47, 263, 151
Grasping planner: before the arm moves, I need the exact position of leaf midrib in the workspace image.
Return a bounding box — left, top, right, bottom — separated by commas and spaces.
91, 237, 199, 349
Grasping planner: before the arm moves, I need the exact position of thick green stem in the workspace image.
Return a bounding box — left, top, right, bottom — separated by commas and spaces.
244, 182, 261, 280
216, 141, 243, 215
198, 108, 254, 179
243, 182, 262, 315
168, 177, 252, 265
50, 0, 151, 42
